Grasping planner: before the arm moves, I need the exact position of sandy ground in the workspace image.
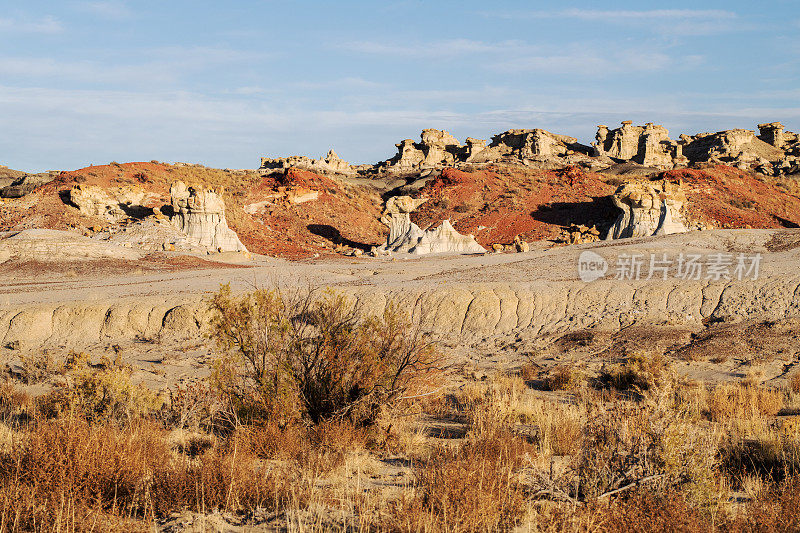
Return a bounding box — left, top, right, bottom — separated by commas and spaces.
2, 228, 800, 393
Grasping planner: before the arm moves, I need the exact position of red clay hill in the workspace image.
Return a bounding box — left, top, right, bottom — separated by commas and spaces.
2, 160, 799, 258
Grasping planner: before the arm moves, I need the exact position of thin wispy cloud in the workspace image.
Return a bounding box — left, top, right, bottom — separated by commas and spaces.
75, 1, 133, 20
541, 9, 735, 21
0, 15, 63, 34
482, 8, 745, 36
0, 46, 267, 87
485, 8, 736, 22
339, 39, 526, 57
341, 38, 690, 76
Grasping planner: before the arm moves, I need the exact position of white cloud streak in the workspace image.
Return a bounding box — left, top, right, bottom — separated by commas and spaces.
0, 16, 63, 34
75, 1, 133, 20
341, 38, 697, 75
0, 46, 267, 86
481, 8, 745, 36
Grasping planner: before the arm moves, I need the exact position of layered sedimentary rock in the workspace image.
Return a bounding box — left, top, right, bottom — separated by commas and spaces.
69, 184, 148, 221
0, 229, 143, 262
260, 150, 357, 176
170, 181, 247, 253
595, 121, 676, 169
382, 129, 465, 173
681, 128, 790, 174
606, 179, 688, 240
375, 195, 485, 255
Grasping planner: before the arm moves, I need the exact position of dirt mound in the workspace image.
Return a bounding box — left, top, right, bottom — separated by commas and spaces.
663, 166, 800, 229
411, 165, 617, 246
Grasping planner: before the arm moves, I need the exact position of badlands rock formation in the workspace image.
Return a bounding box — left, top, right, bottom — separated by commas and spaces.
0, 172, 58, 198
595, 121, 675, 168
376, 128, 593, 174
375, 195, 486, 255
258, 121, 799, 179
593, 121, 800, 175
606, 179, 688, 239
260, 150, 358, 177
382, 129, 465, 174
169, 181, 247, 253
69, 184, 148, 221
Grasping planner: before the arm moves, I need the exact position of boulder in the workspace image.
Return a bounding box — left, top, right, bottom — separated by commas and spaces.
170, 181, 247, 253
606, 179, 688, 240
558, 224, 601, 245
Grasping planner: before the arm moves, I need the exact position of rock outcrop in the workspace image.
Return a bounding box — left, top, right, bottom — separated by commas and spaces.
470, 128, 582, 164
260, 150, 357, 176
681, 128, 789, 173
375, 195, 485, 255
592, 121, 800, 176
69, 184, 148, 221
0, 172, 58, 198
558, 224, 602, 245
606, 179, 688, 240
381, 129, 465, 174
170, 181, 247, 253
594, 121, 676, 169
258, 121, 800, 180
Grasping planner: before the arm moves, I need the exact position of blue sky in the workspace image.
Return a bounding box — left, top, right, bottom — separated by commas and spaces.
1, 1, 798, 172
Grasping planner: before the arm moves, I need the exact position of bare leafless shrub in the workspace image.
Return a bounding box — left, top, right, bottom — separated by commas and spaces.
543, 364, 584, 391
208, 285, 441, 426
790, 372, 800, 394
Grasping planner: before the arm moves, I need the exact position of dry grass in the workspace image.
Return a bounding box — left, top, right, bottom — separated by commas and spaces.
790, 371, 800, 393
705, 382, 785, 423
390, 429, 532, 532
599, 351, 670, 392
6, 326, 800, 530
542, 364, 584, 391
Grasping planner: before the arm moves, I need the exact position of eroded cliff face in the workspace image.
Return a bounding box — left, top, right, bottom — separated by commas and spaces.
170, 181, 247, 253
